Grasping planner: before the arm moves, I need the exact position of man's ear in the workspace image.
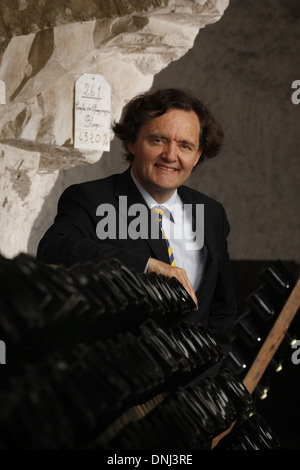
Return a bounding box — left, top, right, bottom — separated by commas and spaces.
127, 141, 135, 155
194, 149, 202, 167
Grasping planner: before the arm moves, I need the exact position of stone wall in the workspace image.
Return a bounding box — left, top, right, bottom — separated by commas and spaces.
1, 0, 299, 264
0, 0, 228, 258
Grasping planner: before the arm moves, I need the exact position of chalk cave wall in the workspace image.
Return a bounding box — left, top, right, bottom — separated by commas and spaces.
0, 0, 299, 264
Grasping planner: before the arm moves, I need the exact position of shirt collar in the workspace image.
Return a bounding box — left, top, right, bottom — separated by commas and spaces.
130, 169, 181, 220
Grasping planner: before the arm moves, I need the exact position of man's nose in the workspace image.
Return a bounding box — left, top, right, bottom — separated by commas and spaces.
161, 142, 177, 161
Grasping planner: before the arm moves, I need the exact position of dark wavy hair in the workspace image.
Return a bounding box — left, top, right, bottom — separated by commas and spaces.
112, 88, 224, 166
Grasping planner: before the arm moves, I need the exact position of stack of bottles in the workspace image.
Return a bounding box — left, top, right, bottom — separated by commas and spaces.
0, 254, 280, 450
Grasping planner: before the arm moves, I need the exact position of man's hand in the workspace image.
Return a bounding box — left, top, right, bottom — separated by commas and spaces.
147, 258, 198, 309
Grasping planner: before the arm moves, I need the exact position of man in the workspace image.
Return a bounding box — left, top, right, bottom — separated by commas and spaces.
37, 88, 236, 354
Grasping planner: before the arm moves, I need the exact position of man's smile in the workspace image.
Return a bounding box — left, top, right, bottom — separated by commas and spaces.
154, 164, 178, 172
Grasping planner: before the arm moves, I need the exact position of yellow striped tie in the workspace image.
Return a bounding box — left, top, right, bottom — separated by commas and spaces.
152, 206, 176, 266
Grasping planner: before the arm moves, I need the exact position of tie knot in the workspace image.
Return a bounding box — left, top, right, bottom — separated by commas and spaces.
152, 205, 175, 226
152, 205, 167, 215
152, 207, 163, 227
152, 206, 163, 218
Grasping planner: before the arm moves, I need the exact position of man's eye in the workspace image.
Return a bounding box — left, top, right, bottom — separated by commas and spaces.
151, 137, 163, 144
181, 144, 191, 151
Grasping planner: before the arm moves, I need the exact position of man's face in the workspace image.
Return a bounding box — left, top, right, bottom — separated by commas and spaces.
128, 108, 202, 203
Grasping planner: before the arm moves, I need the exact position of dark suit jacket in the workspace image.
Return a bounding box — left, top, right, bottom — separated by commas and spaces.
37, 167, 236, 353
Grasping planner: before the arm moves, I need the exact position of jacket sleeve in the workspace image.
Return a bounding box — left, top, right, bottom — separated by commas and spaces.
207, 205, 237, 355
36, 184, 149, 273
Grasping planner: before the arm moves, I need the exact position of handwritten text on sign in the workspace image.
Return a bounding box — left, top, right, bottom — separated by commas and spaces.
74, 74, 111, 151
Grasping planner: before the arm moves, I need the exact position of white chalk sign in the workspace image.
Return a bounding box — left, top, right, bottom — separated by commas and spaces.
74, 73, 111, 151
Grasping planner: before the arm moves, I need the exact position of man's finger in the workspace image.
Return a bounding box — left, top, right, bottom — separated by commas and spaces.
148, 258, 198, 309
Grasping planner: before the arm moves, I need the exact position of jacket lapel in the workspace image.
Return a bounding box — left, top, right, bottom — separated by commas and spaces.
114, 168, 170, 264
